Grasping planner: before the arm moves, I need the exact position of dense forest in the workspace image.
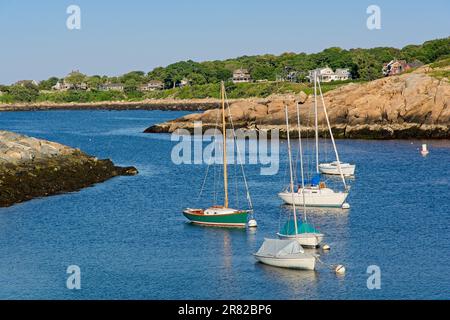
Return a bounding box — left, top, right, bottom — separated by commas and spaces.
0, 37, 448, 103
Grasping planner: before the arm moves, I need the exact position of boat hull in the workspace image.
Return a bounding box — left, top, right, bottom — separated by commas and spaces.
254, 254, 316, 270
183, 209, 249, 228
277, 233, 324, 248
319, 163, 355, 176
278, 190, 348, 208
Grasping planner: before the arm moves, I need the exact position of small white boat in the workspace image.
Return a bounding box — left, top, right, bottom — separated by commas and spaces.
254, 239, 316, 270
421, 144, 429, 156
319, 161, 355, 176
279, 186, 349, 208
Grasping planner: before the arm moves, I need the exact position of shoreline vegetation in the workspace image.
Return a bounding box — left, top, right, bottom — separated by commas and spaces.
0, 131, 138, 207
145, 63, 450, 140
0, 81, 351, 110
0, 37, 448, 104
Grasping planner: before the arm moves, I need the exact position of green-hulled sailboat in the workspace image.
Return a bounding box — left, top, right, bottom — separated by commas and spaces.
183, 82, 257, 228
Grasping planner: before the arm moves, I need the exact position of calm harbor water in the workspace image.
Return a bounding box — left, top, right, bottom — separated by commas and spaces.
0, 110, 449, 300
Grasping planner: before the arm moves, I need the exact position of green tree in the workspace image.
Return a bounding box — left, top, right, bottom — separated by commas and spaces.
38, 77, 59, 90
7, 85, 39, 102
86, 76, 103, 90
65, 71, 86, 86
124, 79, 138, 93
351, 51, 381, 80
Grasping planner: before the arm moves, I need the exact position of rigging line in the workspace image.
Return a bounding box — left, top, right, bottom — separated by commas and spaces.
197, 162, 210, 202
224, 89, 254, 212
234, 144, 239, 208
296, 102, 308, 224
285, 106, 299, 235
212, 106, 221, 206
197, 109, 220, 203
316, 76, 347, 190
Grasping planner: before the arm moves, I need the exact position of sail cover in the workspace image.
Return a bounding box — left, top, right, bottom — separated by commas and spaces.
256, 239, 304, 257
279, 220, 319, 236
310, 175, 321, 186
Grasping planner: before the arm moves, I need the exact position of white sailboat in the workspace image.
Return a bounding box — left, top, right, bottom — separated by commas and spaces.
277, 106, 324, 248
279, 71, 350, 208
315, 72, 356, 176
319, 161, 355, 176
254, 239, 316, 270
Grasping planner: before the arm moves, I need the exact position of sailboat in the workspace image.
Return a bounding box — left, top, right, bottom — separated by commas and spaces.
319, 161, 355, 176
254, 109, 317, 269
277, 106, 324, 248
315, 72, 356, 176
278, 71, 350, 208
254, 239, 316, 270
183, 82, 256, 228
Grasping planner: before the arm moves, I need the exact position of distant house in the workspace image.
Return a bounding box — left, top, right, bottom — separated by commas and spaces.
310, 67, 334, 82
52, 81, 72, 91
52, 80, 87, 91
232, 69, 252, 83
99, 83, 124, 92
15, 80, 39, 87
308, 67, 351, 83
334, 68, 352, 81
382, 60, 411, 77
286, 71, 299, 83
139, 80, 164, 91
178, 79, 190, 88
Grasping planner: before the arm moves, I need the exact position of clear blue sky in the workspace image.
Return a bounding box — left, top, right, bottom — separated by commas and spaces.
0, 0, 449, 84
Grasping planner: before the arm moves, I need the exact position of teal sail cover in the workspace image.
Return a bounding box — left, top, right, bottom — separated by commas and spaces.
279, 219, 319, 235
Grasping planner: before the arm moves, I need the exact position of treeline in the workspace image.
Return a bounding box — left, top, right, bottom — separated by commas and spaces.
0, 37, 448, 103
147, 37, 450, 87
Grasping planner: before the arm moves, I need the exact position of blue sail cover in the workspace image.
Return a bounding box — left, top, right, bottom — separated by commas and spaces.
280, 219, 319, 235
298, 175, 321, 187
310, 174, 321, 186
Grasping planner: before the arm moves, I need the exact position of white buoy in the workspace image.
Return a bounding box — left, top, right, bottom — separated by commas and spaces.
421, 144, 429, 156
248, 219, 258, 228
342, 203, 350, 209
322, 244, 331, 251
335, 265, 346, 275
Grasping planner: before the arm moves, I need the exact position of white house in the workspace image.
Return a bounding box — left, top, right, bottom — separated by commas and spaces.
334, 68, 352, 81
52, 81, 73, 91
308, 67, 351, 83
178, 79, 190, 88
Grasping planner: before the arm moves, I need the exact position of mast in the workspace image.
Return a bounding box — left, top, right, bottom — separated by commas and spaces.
316, 77, 347, 190
296, 103, 308, 223
285, 106, 299, 235
221, 81, 229, 208
314, 71, 319, 174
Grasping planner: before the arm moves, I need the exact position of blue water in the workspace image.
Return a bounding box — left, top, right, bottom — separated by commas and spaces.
0, 110, 449, 300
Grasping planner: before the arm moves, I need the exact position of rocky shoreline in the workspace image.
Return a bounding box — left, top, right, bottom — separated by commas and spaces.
144, 65, 450, 139
0, 98, 259, 112
0, 131, 138, 207
144, 122, 450, 139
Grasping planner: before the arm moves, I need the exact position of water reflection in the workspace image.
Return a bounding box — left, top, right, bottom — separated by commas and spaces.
279, 204, 350, 218
255, 263, 318, 299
